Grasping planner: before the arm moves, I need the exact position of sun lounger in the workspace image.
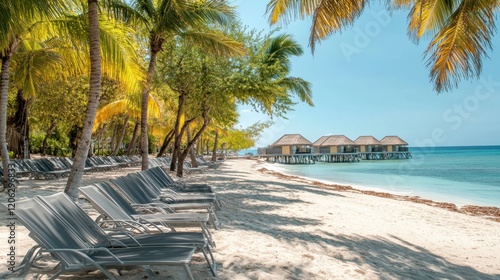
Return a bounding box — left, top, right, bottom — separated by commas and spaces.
36, 192, 216, 276
8, 198, 197, 280
110, 176, 220, 229
81, 184, 216, 246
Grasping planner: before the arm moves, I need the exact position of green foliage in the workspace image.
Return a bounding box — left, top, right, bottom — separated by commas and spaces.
148, 134, 156, 154
220, 121, 273, 151
30, 131, 71, 157
29, 76, 89, 137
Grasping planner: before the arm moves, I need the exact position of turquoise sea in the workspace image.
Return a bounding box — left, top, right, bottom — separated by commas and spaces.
243, 146, 500, 207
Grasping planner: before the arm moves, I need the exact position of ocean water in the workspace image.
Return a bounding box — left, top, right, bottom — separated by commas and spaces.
257, 146, 500, 208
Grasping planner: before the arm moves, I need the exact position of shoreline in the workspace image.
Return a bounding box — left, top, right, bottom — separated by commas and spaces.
254, 160, 500, 222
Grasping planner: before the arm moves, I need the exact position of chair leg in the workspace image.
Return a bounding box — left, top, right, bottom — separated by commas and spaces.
183, 263, 195, 280
201, 245, 217, 276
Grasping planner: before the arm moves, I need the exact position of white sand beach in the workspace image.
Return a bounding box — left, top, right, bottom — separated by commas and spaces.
1, 158, 499, 279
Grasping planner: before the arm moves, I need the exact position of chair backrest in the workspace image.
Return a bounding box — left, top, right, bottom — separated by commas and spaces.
36, 193, 109, 247
110, 176, 154, 204
11, 198, 90, 267
95, 182, 138, 215
80, 185, 135, 221
148, 166, 175, 185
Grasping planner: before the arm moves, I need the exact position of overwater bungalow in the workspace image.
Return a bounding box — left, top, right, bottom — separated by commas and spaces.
380, 136, 409, 152
354, 136, 382, 153
258, 134, 315, 164
313, 135, 360, 162
377, 136, 412, 159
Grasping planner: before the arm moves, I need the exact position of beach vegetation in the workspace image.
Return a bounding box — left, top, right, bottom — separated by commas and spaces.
0, 1, 313, 190
266, 0, 499, 93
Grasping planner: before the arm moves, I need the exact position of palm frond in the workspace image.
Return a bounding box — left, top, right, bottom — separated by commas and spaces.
98, 17, 145, 92
101, 0, 150, 28
310, 0, 368, 52
94, 94, 160, 131
267, 0, 318, 25
265, 33, 303, 69
11, 48, 63, 97
180, 30, 246, 57
94, 99, 129, 131
425, 0, 496, 92
279, 76, 314, 106
407, 0, 458, 42
133, 0, 157, 20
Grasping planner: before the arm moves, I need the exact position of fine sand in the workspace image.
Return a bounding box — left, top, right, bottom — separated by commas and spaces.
0, 158, 499, 279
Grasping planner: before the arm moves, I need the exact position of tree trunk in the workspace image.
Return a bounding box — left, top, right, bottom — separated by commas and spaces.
109, 122, 118, 153
211, 131, 219, 162
65, 0, 102, 200
112, 114, 128, 156
41, 122, 57, 156
170, 90, 186, 172
157, 129, 173, 157
140, 43, 161, 170
0, 38, 19, 190
187, 126, 198, 167
8, 89, 30, 159
127, 119, 139, 156
205, 139, 210, 155
176, 113, 210, 177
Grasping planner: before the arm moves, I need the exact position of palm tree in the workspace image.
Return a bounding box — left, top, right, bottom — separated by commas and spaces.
93, 93, 161, 155
264, 34, 313, 107
119, 0, 245, 170
266, 0, 499, 92
65, 0, 147, 199
0, 0, 68, 189
63, 0, 102, 199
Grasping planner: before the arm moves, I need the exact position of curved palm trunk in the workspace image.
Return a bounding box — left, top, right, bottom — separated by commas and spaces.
112, 114, 129, 156
140, 46, 160, 170
1, 38, 19, 190
127, 119, 139, 156
65, 0, 101, 200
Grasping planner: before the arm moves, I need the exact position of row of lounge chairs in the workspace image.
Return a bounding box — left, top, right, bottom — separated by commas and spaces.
148, 156, 222, 175
0, 155, 141, 180
6, 166, 222, 279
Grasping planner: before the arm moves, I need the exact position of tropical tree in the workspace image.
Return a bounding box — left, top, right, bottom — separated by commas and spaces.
154, 24, 312, 176
93, 92, 161, 155
64, 1, 144, 199
266, 0, 499, 93
117, 0, 245, 170
1, 0, 68, 189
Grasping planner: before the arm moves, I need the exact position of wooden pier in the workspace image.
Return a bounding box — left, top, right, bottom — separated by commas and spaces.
263, 154, 316, 164
316, 153, 360, 162
359, 151, 412, 160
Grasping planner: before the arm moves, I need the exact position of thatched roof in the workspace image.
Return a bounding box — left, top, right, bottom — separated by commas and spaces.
314, 135, 355, 146
270, 134, 312, 147
312, 136, 330, 147
354, 136, 381, 146
380, 136, 408, 145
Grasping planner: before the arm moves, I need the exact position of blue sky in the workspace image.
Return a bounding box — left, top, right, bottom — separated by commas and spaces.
233, 1, 500, 148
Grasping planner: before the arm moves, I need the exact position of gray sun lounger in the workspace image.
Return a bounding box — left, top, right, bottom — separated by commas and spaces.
144, 166, 214, 193
8, 198, 197, 280
36, 192, 216, 276
81, 184, 216, 247
110, 176, 221, 229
